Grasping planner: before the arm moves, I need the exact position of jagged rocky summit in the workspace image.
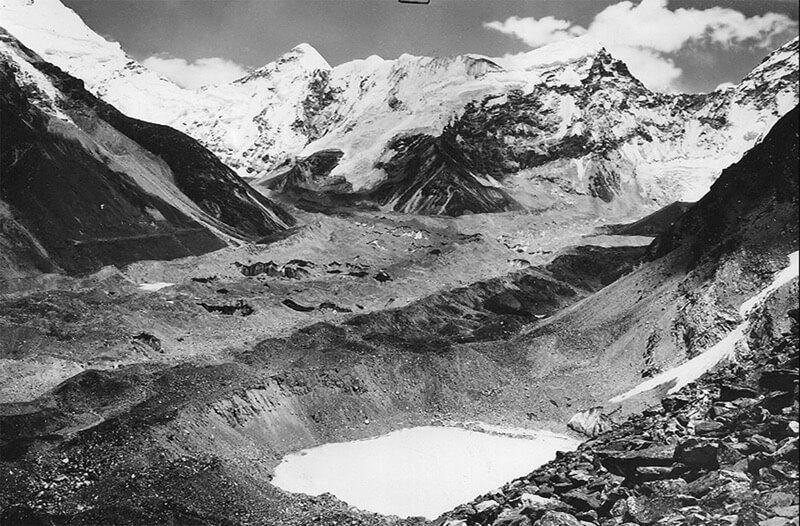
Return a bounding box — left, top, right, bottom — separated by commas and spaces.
1, 0, 798, 215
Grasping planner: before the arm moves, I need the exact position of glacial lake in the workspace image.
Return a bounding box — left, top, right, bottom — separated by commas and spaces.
271, 425, 580, 519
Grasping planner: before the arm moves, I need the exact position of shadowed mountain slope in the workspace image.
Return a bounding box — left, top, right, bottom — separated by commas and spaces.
512, 105, 799, 414
0, 32, 293, 276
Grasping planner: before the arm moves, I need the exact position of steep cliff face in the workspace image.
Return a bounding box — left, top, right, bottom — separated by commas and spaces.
0, 32, 292, 276
2, 0, 797, 216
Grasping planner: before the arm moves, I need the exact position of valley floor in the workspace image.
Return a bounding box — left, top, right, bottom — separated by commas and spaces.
1, 199, 797, 526
0, 202, 649, 403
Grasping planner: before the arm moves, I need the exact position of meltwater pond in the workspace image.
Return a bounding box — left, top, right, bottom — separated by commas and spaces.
272, 425, 580, 519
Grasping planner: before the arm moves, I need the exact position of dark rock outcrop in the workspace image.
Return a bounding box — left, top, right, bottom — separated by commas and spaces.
369, 134, 521, 216
197, 300, 254, 316
282, 299, 315, 312
267, 149, 348, 193
131, 332, 162, 354
234, 260, 310, 279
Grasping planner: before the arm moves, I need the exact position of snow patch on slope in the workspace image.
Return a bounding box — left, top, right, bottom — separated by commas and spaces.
0, 34, 72, 122
494, 36, 604, 71
610, 251, 800, 403
138, 282, 174, 292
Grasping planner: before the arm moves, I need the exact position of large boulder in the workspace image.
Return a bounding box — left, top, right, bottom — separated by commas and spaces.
674, 438, 720, 470
567, 407, 613, 437
534, 511, 581, 526
597, 444, 676, 478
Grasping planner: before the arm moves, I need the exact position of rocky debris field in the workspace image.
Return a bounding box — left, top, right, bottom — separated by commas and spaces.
0, 240, 654, 526
438, 309, 799, 526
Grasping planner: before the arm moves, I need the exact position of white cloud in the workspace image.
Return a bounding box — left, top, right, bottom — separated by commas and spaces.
484, 16, 586, 48
484, 0, 798, 91
142, 55, 248, 89
586, 0, 796, 52
611, 46, 683, 91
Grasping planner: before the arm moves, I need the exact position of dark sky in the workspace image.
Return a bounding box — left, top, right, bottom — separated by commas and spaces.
62, 0, 799, 92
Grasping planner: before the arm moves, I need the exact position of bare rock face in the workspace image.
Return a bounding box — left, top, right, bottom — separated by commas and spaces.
266, 149, 348, 194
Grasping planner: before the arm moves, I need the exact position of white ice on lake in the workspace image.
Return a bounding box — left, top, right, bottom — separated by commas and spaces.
271, 425, 579, 519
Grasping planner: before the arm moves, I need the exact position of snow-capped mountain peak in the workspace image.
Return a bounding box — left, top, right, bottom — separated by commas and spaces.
494, 35, 606, 72
0, 0, 188, 126
286, 42, 331, 68
237, 42, 331, 84
734, 37, 798, 104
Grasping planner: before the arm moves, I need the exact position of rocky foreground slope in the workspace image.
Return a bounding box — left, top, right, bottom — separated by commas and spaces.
438, 311, 799, 526
1, 0, 797, 215
0, 31, 293, 278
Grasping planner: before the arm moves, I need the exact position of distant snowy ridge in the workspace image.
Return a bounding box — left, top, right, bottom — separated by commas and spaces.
1, 0, 798, 214
0, 0, 189, 122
